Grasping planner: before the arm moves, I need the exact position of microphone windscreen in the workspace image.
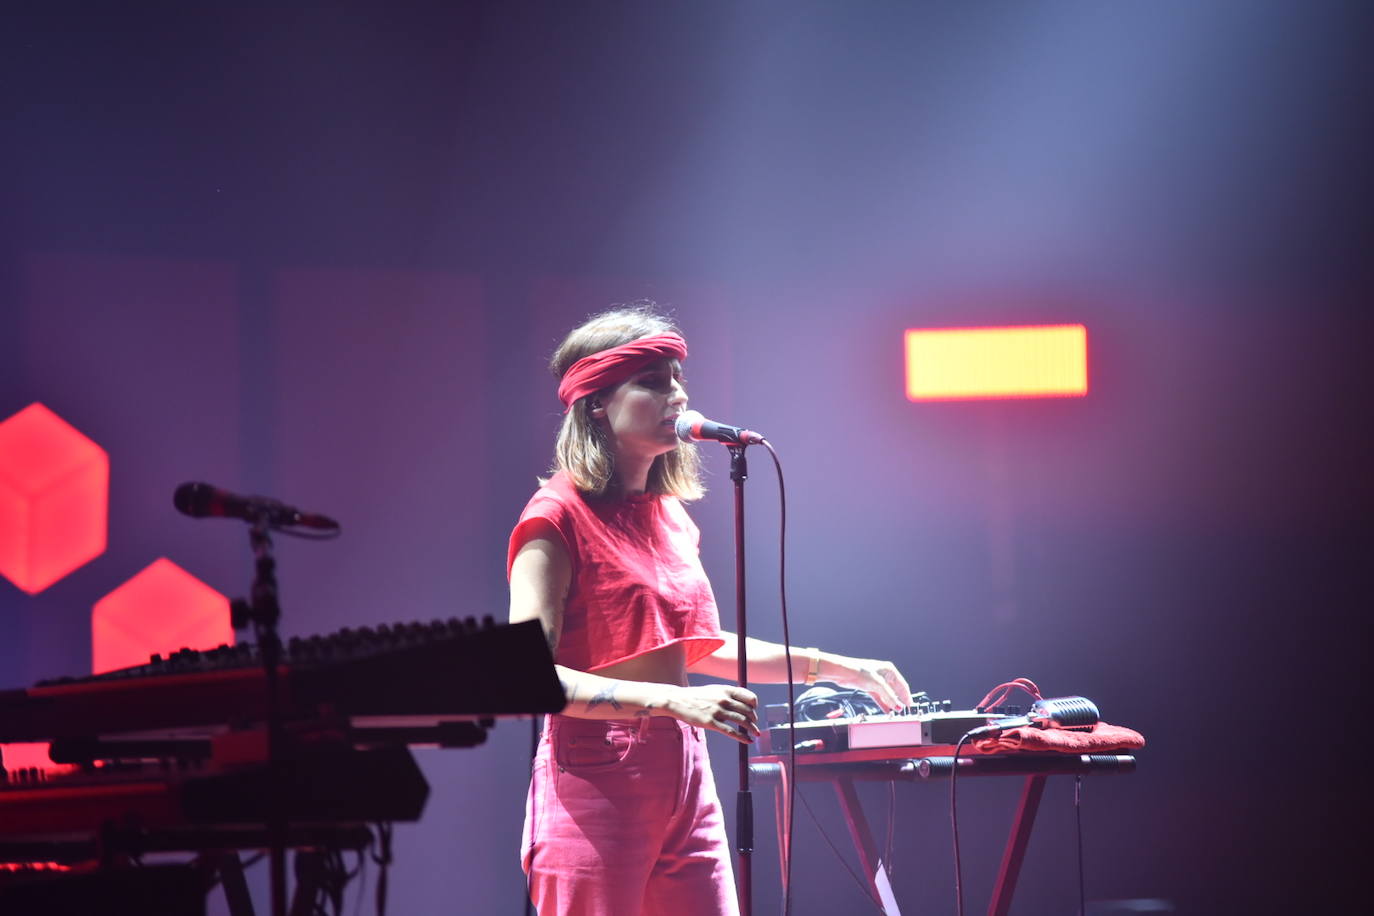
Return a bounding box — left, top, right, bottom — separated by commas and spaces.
172, 482, 212, 517
675, 410, 705, 443
1029, 696, 1099, 729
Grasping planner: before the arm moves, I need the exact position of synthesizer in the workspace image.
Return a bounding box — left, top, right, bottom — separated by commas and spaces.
0, 741, 426, 862
763, 699, 1029, 755
0, 617, 563, 743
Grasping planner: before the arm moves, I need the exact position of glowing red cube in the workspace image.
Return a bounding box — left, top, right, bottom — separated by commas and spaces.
92, 558, 232, 674
0, 403, 109, 594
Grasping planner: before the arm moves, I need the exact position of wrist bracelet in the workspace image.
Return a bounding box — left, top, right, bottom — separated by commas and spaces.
804, 648, 822, 686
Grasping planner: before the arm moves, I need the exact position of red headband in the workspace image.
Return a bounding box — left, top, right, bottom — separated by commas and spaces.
557, 332, 688, 410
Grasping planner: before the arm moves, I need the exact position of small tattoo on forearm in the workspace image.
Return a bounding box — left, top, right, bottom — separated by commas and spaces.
559, 678, 578, 703
585, 686, 622, 712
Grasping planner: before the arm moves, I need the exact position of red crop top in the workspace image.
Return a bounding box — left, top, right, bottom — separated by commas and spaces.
507, 471, 725, 672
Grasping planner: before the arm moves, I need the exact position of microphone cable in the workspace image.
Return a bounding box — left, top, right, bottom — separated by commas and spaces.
885, 781, 897, 891
951, 680, 1096, 916
952, 678, 1040, 915
950, 731, 972, 916
759, 439, 798, 916
1075, 774, 1086, 916
760, 440, 905, 913
955, 756, 1091, 916
797, 786, 892, 914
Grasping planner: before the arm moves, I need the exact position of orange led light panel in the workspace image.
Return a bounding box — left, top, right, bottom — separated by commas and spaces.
904, 324, 1088, 400
0, 403, 109, 594
92, 558, 232, 674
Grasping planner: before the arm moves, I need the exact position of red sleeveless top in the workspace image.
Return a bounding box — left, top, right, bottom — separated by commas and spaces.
507, 471, 725, 672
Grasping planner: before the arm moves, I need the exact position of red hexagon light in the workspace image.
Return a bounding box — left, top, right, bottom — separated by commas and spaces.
92, 558, 232, 674
0, 403, 109, 594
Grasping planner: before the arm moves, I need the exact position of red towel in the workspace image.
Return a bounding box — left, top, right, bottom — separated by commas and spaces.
972, 721, 1145, 754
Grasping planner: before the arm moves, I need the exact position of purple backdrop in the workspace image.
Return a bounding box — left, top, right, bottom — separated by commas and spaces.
4, 2, 1370, 913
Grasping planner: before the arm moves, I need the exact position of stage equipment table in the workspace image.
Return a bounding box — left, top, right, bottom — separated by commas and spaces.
749, 745, 1136, 916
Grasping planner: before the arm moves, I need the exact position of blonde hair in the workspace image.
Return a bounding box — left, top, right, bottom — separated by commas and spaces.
547, 303, 705, 501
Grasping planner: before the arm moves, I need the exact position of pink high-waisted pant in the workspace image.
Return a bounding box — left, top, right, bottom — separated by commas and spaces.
522, 715, 739, 916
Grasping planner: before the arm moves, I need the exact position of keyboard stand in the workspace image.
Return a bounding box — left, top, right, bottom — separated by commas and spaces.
750, 749, 1136, 914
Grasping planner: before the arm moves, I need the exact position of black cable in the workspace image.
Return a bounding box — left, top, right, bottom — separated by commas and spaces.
306, 850, 332, 915
760, 439, 797, 915
351, 847, 369, 916
341, 845, 365, 881
793, 687, 886, 721
326, 848, 348, 915
1075, 774, 1086, 916
797, 787, 890, 914
951, 732, 972, 916
371, 822, 393, 916
885, 782, 896, 878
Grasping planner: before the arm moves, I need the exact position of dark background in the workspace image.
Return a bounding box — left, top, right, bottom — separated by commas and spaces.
3, 2, 1371, 913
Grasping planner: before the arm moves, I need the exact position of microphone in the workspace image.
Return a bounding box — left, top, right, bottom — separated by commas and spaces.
964, 696, 1100, 738
674, 410, 766, 445
172, 482, 340, 531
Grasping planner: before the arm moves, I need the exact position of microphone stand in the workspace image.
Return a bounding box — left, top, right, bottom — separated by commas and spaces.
229, 514, 289, 916
727, 444, 754, 916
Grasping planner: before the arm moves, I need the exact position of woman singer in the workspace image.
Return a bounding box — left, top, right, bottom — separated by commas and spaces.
508, 305, 913, 915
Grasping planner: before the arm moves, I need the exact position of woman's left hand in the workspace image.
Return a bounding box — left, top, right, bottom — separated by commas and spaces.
818, 654, 914, 713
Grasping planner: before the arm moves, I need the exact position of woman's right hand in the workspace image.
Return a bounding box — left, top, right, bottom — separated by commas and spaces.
665, 684, 761, 744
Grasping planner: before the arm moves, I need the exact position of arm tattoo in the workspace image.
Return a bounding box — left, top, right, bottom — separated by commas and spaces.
559, 678, 578, 704
585, 685, 623, 712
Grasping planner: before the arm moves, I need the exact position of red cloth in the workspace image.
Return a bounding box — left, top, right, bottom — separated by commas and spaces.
508, 471, 725, 672
972, 721, 1146, 755
556, 333, 688, 410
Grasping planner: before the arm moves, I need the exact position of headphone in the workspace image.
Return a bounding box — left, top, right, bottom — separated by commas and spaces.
793, 686, 929, 721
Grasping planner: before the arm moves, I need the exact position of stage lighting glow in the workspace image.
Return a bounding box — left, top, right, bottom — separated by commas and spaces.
0, 403, 109, 594
92, 558, 232, 674
0, 742, 66, 776
904, 324, 1088, 400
